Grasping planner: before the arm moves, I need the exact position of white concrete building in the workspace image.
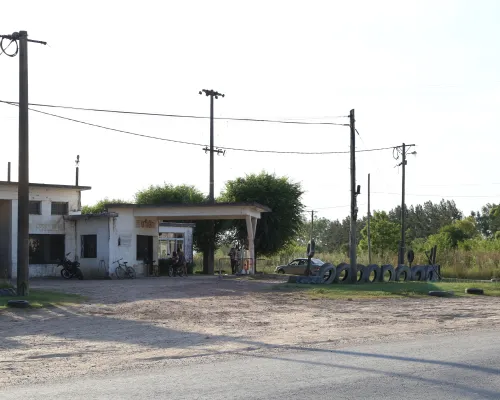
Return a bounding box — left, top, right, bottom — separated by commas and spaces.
0, 180, 91, 279
0, 180, 270, 279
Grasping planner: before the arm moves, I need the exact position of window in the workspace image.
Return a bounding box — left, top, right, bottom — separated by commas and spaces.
51, 202, 68, 215
29, 234, 65, 264
289, 260, 300, 266
81, 235, 97, 258
29, 201, 41, 215
137, 235, 153, 261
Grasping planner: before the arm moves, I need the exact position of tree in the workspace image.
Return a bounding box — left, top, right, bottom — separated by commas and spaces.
430, 216, 479, 249
359, 211, 400, 258
82, 198, 128, 214
472, 203, 500, 238
219, 172, 304, 267
135, 183, 225, 273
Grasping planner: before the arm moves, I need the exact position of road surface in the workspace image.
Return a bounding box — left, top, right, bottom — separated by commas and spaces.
3, 329, 499, 399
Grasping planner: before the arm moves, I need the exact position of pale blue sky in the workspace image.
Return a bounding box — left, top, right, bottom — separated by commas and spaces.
1, 0, 499, 221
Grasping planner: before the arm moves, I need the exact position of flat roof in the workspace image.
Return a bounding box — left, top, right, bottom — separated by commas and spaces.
105, 202, 271, 212
0, 181, 91, 191
64, 212, 118, 221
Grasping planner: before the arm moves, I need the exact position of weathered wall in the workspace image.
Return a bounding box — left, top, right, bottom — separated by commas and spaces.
0, 200, 12, 279
0, 185, 81, 278
108, 208, 158, 277
76, 217, 110, 278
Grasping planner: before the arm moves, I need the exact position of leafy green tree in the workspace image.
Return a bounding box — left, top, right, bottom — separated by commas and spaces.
389, 199, 462, 241
472, 203, 500, 238
359, 211, 400, 257
219, 172, 304, 267
135, 183, 225, 273
82, 198, 128, 214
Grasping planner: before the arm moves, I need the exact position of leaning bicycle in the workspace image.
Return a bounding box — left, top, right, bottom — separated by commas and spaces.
113, 258, 136, 279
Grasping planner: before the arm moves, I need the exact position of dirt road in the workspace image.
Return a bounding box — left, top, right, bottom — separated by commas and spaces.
1, 276, 499, 388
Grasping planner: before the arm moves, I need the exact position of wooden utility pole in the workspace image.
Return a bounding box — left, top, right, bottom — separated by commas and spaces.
199, 89, 225, 275
0, 31, 46, 296
349, 109, 357, 283
367, 173, 372, 264
17, 31, 30, 296
310, 210, 315, 245
75, 155, 81, 210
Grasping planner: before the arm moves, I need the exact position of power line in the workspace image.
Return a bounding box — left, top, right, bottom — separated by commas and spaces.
0, 101, 402, 155
372, 191, 500, 199
0, 99, 349, 126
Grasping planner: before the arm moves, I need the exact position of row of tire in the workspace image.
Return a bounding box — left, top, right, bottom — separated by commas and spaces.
318, 263, 439, 284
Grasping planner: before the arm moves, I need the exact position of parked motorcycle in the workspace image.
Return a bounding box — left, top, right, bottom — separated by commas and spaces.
58, 252, 84, 280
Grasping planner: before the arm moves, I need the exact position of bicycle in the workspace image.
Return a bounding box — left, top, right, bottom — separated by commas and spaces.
113, 258, 136, 279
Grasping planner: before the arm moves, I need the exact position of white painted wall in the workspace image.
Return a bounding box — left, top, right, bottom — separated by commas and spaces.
0, 184, 82, 278
108, 208, 158, 277
76, 217, 110, 277
0, 200, 12, 279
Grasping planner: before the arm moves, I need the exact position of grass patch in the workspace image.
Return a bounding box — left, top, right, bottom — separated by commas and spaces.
274, 281, 500, 299
0, 290, 86, 310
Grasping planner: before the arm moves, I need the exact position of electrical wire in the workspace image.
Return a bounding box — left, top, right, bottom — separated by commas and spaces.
0, 100, 349, 126
0, 100, 402, 155
372, 191, 500, 199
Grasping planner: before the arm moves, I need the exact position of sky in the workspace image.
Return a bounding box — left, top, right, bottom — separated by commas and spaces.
1, 0, 499, 222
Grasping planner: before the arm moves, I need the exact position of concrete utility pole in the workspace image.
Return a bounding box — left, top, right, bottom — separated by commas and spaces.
349, 109, 357, 283
199, 89, 225, 275
7, 162, 11, 182
393, 143, 416, 265
0, 31, 47, 296
367, 173, 372, 264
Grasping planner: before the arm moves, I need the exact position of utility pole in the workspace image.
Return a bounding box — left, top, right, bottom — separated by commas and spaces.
7, 162, 11, 182
0, 31, 47, 296
310, 210, 315, 245
75, 155, 81, 211
349, 109, 357, 283
367, 173, 372, 264
199, 89, 225, 275
393, 143, 416, 265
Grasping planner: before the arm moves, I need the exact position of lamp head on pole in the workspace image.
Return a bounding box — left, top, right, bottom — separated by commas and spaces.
75, 155, 80, 167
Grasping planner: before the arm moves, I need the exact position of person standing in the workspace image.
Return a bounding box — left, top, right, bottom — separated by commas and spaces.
228, 247, 236, 274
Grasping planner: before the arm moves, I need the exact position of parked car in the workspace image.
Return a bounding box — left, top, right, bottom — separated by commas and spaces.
275, 258, 325, 275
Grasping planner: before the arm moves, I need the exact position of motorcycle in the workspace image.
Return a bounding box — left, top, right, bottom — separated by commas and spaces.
58, 252, 84, 280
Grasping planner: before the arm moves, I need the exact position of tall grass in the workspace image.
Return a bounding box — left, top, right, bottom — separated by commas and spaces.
194, 248, 500, 279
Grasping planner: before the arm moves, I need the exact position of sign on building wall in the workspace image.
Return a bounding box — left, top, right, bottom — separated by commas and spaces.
135, 219, 156, 229
119, 234, 132, 247
34, 223, 65, 233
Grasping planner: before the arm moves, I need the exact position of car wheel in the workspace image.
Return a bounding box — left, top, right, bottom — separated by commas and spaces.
277, 269, 285, 274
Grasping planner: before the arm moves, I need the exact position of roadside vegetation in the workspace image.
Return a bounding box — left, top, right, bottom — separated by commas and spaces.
0, 290, 86, 310
276, 281, 500, 299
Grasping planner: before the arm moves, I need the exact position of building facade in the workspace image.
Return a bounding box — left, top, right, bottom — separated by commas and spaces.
0, 181, 91, 279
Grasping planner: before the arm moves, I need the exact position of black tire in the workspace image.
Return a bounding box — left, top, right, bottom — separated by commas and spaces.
75, 268, 84, 280
465, 288, 484, 295
168, 266, 174, 277
61, 268, 72, 280
126, 267, 136, 279
379, 264, 395, 282
7, 300, 30, 308
411, 265, 426, 281
277, 269, 285, 274
428, 290, 454, 297
357, 264, 368, 283
425, 265, 439, 281
334, 262, 351, 283
395, 265, 410, 282
365, 264, 381, 283
318, 264, 336, 284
